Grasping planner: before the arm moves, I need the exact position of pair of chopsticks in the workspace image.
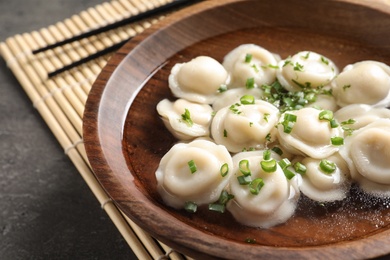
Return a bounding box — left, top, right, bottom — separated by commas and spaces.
33, 0, 201, 78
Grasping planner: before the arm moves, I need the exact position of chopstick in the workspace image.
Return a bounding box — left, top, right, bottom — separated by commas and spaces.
34, 0, 201, 78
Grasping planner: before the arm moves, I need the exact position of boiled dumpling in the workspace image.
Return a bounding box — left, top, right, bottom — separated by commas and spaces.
276, 51, 338, 92
339, 119, 390, 197
277, 107, 343, 159
169, 56, 230, 104
222, 44, 280, 89
156, 98, 213, 140
298, 153, 350, 202
227, 150, 300, 228
155, 139, 233, 209
334, 104, 390, 132
211, 99, 280, 153
331, 61, 390, 107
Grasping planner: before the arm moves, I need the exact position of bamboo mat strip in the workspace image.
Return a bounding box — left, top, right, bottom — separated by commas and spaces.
0, 0, 189, 259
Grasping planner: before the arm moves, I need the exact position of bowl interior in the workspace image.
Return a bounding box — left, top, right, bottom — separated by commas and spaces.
84, 0, 390, 258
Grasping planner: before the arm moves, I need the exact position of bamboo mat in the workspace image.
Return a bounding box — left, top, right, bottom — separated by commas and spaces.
0, 0, 191, 259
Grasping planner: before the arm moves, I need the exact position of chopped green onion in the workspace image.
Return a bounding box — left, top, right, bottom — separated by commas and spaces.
319, 159, 336, 174
246, 77, 255, 89
263, 150, 271, 160
265, 133, 271, 142
181, 108, 193, 126
223, 129, 228, 137
294, 162, 307, 175
218, 84, 227, 93
331, 136, 344, 146
283, 168, 296, 180
271, 146, 283, 156
302, 52, 311, 59
318, 110, 334, 121
293, 62, 304, 71
239, 159, 251, 176
218, 190, 234, 205
208, 203, 226, 213
330, 119, 339, 128
229, 103, 241, 114
245, 53, 253, 63
343, 84, 351, 91
188, 160, 197, 174
220, 163, 229, 177
284, 113, 297, 122
263, 113, 270, 122
261, 159, 277, 173
251, 64, 260, 72
278, 158, 291, 170
240, 95, 255, 105
237, 175, 252, 185
184, 201, 197, 213
321, 56, 329, 65
341, 118, 356, 125
249, 178, 265, 195
281, 113, 297, 134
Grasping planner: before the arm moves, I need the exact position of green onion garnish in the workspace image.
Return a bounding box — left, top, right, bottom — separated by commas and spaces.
239, 159, 251, 176
187, 160, 197, 174
263, 150, 271, 161
330, 119, 339, 128
223, 129, 228, 137
240, 94, 255, 105
282, 113, 297, 134
261, 159, 277, 173
318, 110, 334, 121
331, 136, 344, 146
278, 158, 291, 170
245, 53, 253, 63
246, 77, 255, 89
218, 190, 234, 205
181, 108, 193, 126
283, 168, 296, 180
220, 163, 229, 177
208, 203, 226, 213
184, 201, 197, 213
271, 146, 283, 156
237, 175, 252, 185
218, 84, 227, 93
249, 178, 265, 195
341, 118, 356, 125
319, 159, 336, 174
294, 162, 307, 175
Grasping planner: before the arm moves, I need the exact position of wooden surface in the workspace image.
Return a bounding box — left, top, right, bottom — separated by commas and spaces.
84, 0, 390, 259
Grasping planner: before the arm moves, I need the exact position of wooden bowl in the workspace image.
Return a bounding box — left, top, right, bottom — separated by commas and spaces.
83, 0, 390, 259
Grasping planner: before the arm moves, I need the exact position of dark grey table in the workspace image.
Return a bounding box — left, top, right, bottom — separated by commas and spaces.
0, 0, 137, 259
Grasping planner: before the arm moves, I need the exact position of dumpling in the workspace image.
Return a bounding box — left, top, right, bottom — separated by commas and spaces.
211, 99, 280, 153
298, 153, 350, 202
227, 150, 300, 228
277, 107, 343, 159
212, 88, 264, 112
155, 139, 233, 209
331, 61, 390, 107
276, 51, 338, 92
156, 98, 214, 140
339, 119, 390, 197
222, 44, 280, 89
334, 104, 390, 132
168, 56, 230, 104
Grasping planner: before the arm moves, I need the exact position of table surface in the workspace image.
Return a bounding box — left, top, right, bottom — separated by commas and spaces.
0, 0, 137, 259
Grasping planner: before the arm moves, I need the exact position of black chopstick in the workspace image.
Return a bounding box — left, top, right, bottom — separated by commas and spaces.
45, 0, 203, 78
33, 0, 197, 54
